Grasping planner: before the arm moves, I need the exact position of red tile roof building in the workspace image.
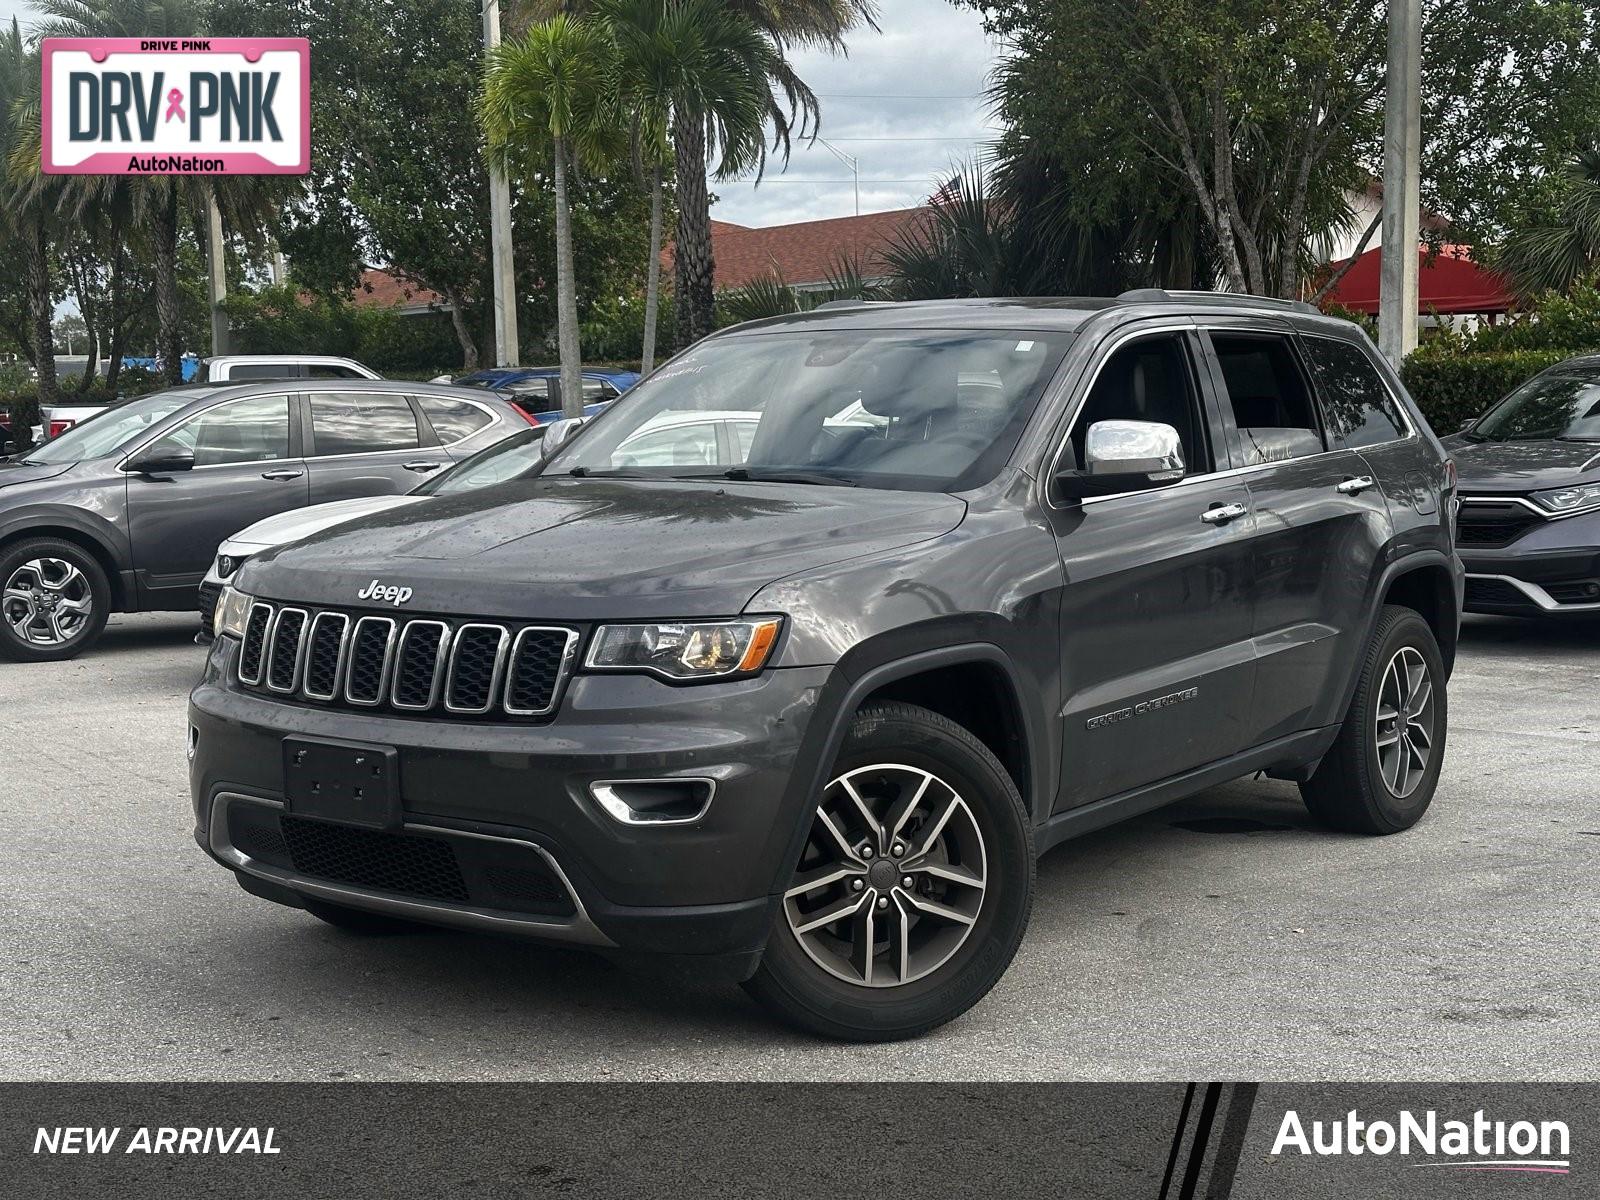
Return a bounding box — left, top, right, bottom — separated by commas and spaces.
666, 207, 930, 290
351, 268, 445, 316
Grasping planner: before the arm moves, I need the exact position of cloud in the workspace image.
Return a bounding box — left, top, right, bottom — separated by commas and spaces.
713, 0, 1002, 228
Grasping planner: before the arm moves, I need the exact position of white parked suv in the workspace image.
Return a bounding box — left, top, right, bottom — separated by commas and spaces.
198, 355, 380, 382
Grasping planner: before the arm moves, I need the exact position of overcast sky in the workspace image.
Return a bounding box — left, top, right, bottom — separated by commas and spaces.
2, 0, 1002, 228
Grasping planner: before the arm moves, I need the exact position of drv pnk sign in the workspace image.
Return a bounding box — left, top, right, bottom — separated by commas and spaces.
42, 38, 309, 175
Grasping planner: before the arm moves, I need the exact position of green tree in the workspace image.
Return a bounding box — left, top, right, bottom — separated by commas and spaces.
1494, 144, 1600, 301
966, 0, 1600, 299
523, 0, 876, 348
1, 19, 60, 414
595, 0, 785, 372
481, 15, 620, 415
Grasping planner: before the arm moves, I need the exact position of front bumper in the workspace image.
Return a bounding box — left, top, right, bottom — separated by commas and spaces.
190, 637, 837, 967
1459, 508, 1600, 615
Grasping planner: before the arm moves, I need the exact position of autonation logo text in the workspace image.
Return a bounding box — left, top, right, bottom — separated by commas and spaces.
1271, 1108, 1571, 1175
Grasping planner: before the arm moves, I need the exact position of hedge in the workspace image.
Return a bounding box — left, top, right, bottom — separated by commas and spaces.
1399, 349, 1569, 433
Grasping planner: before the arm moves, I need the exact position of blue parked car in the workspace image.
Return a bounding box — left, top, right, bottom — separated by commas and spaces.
451, 366, 639, 422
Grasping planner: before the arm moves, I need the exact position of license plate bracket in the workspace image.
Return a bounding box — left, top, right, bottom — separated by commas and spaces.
283, 737, 401, 830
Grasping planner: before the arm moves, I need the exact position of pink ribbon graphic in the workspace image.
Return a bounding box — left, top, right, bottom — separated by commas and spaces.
164, 88, 185, 123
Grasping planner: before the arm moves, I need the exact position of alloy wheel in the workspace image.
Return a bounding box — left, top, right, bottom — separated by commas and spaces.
1374, 645, 1435, 798
2, 557, 94, 647
783, 763, 987, 988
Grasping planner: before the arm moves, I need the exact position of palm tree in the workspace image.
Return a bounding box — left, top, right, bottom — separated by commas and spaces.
1, 19, 60, 416
1496, 144, 1600, 301
595, 0, 778, 374
481, 15, 619, 417
520, 0, 877, 348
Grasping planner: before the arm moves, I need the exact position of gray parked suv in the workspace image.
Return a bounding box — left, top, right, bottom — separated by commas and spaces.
0, 380, 519, 662
191, 293, 1462, 1040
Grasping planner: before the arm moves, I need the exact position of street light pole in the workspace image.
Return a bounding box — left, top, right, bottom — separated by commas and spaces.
1378, 0, 1421, 366
205, 188, 230, 356
483, 0, 520, 367
817, 139, 860, 216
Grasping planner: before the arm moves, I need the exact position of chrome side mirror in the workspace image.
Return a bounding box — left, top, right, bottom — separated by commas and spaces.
539, 416, 586, 461
1056, 420, 1185, 500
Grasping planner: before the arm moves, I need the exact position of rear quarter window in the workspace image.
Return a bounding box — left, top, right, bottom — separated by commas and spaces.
1302, 336, 1409, 448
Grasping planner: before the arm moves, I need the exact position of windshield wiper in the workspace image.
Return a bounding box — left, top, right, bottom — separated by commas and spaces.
719, 466, 857, 487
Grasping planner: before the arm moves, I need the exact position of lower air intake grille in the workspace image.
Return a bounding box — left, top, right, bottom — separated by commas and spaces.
281, 816, 470, 903
1464, 578, 1528, 607
198, 581, 221, 639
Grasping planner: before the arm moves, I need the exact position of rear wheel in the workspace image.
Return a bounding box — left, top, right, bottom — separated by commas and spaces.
0, 537, 110, 663
1300, 604, 1447, 834
744, 702, 1033, 1041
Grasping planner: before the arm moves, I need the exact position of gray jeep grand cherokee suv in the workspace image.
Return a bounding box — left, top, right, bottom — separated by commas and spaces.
191, 292, 1462, 1040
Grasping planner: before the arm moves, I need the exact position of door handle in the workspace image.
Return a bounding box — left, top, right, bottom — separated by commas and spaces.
402, 461, 444, 473
1337, 475, 1377, 495
260, 468, 304, 481
1200, 502, 1248, 526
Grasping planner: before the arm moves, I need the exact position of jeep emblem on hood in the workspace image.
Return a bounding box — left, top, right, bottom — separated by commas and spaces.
357, 579, 413, 607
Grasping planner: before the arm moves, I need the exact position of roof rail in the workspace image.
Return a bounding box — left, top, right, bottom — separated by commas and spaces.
1114, 288, 1320, 316
811, 298, 880, 311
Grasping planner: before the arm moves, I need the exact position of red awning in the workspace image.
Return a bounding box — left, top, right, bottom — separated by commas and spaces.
1321, 244, 1514, 315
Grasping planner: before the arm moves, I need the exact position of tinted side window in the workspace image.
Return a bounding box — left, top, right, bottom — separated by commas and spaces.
227, 363, 299, 381
148, 395, 291, 467
1070, 334, 1213, 474
308, 393, 420, 456
581, 379, 619, 402
306, 363, 364, 379
417, 396, 493, 444
1302, 337, 1407, 448
1210, 333, 1325, 465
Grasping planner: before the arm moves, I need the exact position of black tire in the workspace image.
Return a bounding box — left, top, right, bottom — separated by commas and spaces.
1300, 604, 1447, 834
744, 701, 1034, 1041
302, 897, 428, 936
0, 537, 111, 663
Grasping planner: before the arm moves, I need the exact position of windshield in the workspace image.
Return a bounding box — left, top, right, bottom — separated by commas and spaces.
414, 427, 546, 495
1471, 372, 1600, 442
22, 392, 195, 464
546, 329, 1072, 491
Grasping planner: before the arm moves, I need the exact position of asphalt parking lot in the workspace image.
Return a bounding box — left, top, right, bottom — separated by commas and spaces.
2, 612, 1596, 1082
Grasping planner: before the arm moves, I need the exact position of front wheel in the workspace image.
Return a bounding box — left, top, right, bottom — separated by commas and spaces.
1300, 604, 1448, 834
744, 702, 1034, 1041
0, 537, 110, 663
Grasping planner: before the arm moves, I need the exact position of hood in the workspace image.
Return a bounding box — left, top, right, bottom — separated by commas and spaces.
1443, 435, 1600, 493
223, 494, 427, 551
239, 477, 967, 621
0, 459, 76, 490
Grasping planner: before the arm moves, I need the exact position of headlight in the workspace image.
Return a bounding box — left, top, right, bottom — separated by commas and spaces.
586, 617, 783, 680
1530, 481, 1600, 515
214, 586, 254, 640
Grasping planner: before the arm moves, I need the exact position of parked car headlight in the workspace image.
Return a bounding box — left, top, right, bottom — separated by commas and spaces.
586, 617, 783, 680
1531, 481, 1600, 515
214, 586, 254, 640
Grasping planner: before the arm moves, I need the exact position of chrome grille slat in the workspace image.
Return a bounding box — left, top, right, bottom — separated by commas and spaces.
445, 623, 511, 714
233, 603, 575, 720
302, 612, 351, 701
390, 620, 451, 711
505, 627, 580, 717
344, 616, 398, 706
238, 602, 273, 684
265, 608, 309, 694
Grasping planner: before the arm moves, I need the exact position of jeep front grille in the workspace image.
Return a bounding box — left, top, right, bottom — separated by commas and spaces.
235, 600, 578, 720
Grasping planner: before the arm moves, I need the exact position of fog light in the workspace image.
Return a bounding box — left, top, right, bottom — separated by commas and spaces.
589, 778, 715, 826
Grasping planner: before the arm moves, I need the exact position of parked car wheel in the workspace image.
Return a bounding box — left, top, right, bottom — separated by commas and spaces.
1300, 604, 1447, 834
744, 702, 1034, 1041
302, 897, 428, 936
0, 537, 110, 663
